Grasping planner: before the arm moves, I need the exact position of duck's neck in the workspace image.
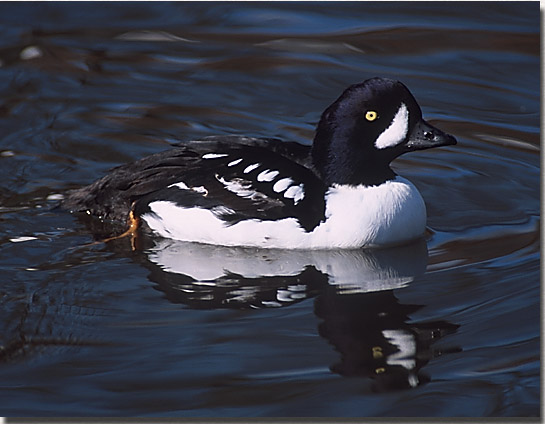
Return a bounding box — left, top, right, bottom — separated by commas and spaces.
311, 134, 396, 187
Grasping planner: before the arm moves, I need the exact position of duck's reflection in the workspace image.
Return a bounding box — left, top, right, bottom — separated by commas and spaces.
315, 286, 459, 391
136, 238, 459, 391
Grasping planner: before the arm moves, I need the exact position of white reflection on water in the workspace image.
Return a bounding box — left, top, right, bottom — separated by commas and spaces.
146, 238, 428, 294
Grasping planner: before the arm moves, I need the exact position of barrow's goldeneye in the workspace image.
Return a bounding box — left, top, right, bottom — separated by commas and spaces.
62, 77, 457, 249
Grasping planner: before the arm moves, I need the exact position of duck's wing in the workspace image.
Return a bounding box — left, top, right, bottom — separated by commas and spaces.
63, 137, 327, 232
133, 140, 327, 232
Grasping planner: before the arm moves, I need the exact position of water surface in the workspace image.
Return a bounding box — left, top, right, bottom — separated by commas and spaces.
0, 2, 540, 418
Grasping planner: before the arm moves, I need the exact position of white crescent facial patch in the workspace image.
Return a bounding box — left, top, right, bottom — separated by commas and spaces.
374, 103, 409, 149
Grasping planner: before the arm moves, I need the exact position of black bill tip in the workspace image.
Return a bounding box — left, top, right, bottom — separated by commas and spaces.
406, 119, 457, 151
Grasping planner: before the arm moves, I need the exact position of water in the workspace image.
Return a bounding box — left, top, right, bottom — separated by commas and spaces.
0, 2, 539, 418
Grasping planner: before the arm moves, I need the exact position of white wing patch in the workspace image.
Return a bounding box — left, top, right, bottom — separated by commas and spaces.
375, 103, 409, 149
168, 181, 208, 196
211, 205, 236, 216
202, 153, 228, 159
215, 172, 303, 204
216, 175, 268, 201
284, 184, 305, 204
216, 175, 253, 197
191, 186, 208, 195
257, 169, 280, 182
243, 163, 260, 174
227, 158, 243, 167
272, 177, 293, 193
168, 181, 189, 190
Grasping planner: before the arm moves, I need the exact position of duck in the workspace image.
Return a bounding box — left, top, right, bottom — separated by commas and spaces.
62, 77, 456, 249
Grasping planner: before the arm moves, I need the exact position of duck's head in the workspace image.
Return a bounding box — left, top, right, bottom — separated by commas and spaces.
311, 77, 457, 186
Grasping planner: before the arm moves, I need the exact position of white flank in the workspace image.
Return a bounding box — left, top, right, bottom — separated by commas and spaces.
243, 163, 260, 173
375, 103, 409, 149
227, 158, 243, 167
284, 184, 305, 204
272, 177, 293, 193
257, 169, 280, 182
202, 153, 228, 159
141, 176, 426, 249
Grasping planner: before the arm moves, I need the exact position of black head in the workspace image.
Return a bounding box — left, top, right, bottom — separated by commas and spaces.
311, 77, 457, 186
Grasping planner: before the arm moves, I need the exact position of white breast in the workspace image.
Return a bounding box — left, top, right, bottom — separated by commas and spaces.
141, 176, 426, 250
313, 176, 427, 248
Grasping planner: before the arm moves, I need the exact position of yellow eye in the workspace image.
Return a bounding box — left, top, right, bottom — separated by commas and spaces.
365, 110, 378, 121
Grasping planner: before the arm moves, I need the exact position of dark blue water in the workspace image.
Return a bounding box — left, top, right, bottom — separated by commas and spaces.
0, 2, 540, 418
